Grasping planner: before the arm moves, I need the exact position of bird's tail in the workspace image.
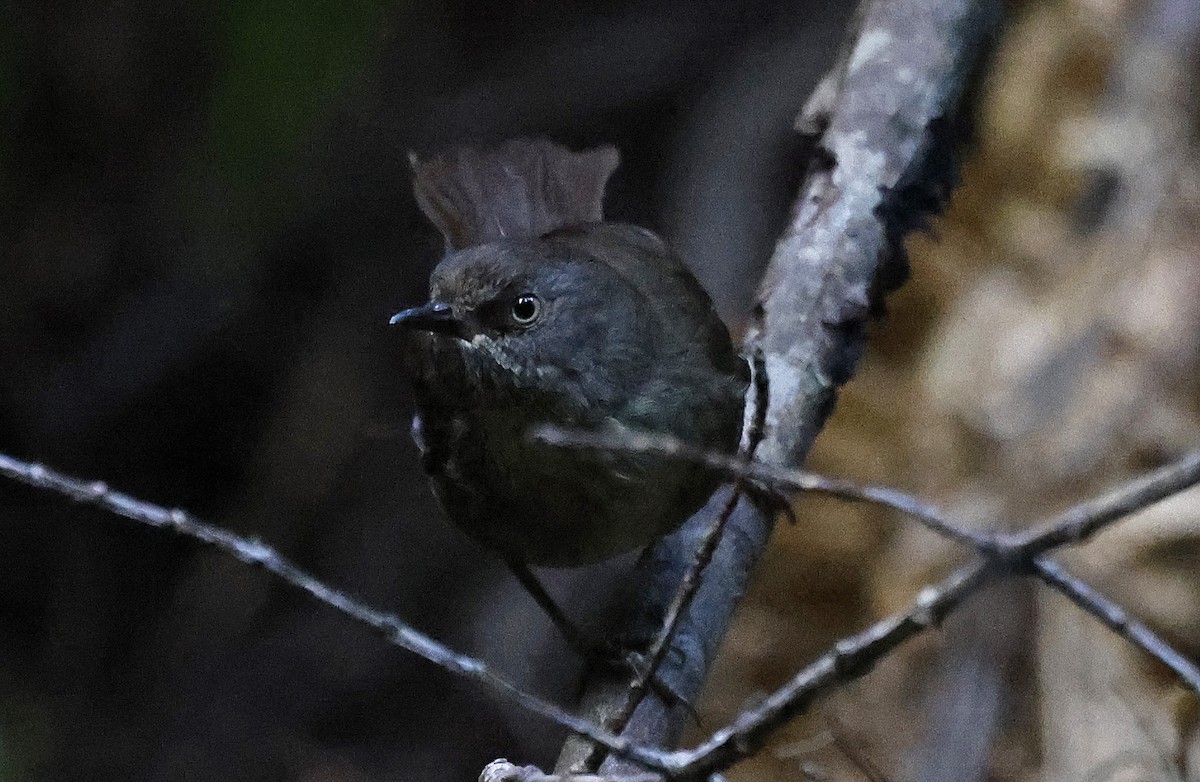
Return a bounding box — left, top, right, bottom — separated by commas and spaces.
410, 138, 619, 250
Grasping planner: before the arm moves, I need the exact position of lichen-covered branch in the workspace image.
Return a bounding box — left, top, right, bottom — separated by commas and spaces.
564, 0, 1004, 773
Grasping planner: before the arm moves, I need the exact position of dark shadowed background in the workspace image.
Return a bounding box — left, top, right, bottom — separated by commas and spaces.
0, 2, 852, 779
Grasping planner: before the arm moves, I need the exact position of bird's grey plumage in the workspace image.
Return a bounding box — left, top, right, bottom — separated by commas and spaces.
396, 139, 746, 566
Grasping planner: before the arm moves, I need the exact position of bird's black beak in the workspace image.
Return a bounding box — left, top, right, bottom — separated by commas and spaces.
389, 301, 466, 339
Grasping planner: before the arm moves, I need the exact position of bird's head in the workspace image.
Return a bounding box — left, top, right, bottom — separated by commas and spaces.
391, 235, 655, 411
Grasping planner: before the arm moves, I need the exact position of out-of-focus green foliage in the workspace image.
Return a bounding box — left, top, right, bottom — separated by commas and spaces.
209, 0, 391, 186
0, 686, 50, 782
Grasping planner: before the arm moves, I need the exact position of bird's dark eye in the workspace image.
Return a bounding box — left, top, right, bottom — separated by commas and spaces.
509, 293, 541, 325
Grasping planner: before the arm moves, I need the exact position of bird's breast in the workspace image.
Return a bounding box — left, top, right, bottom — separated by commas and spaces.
410, 400, 716, 566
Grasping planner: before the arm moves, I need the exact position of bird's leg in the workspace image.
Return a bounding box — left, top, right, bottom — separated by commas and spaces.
504, 558, 608, 657
503, 558, 700, 723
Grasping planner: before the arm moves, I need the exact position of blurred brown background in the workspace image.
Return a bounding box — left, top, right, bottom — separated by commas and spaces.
0, 1, 1197, 780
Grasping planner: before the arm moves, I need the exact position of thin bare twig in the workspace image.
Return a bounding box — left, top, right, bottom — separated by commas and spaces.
539, 426, 1200, 701
534, 425, 994, 550
1032, 558, 1200, 693
0, 452, 673, 774
665, 562, 992, 780
536, 423, 1200, 776
5, 440, 1197, 782
661, 453, 1200, 779
1008, 451, 1200, 555
538, 429, 1200, 570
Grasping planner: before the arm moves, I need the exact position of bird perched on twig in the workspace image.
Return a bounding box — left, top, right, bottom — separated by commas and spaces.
390, 139, 747, 630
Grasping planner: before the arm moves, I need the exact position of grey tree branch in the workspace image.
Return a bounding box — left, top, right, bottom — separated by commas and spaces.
0, 452, 674, 775
564, 0, 1005, 773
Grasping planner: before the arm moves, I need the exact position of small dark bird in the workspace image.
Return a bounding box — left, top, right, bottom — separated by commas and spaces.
391, 139, 747, 577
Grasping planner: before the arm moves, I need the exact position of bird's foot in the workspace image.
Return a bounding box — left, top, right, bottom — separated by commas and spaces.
575, 643, 701, 726
504, 558, 699, 722
609, 648, 702, 726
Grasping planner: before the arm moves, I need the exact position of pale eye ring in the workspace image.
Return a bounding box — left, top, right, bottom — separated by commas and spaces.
510, 293, 541, 325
